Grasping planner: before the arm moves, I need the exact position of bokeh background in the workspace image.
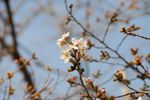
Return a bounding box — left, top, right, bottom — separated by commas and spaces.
0, 0, 150, 99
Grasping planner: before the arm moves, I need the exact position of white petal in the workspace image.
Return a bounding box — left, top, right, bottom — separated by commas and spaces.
137, 97, 142, 100
66, 32, 70, 37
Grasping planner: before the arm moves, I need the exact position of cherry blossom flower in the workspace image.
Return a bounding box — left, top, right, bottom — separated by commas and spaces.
60, 49, 70, 63
57, 32, 92, 63
71, 38, 88, 57
71, 38, 88, 49
57, 32, 70, 47
57, 38, 65, 48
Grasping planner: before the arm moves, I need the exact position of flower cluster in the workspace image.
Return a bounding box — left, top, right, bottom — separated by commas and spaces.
57, 32, 93, 63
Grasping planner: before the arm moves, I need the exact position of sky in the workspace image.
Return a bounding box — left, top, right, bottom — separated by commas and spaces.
0, 0, 150, 99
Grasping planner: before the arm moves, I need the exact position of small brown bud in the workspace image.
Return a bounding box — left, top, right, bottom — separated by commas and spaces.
7, 72, 14, 79
112, 12, 119, 19
65, 16, 71, 25
32, 52, 37, 59
46, 66, 52, 72
67, 77, 77, 84
114, 70, 123, 82
26, 61, 31, 66
100, 51, 109, 60
120, 26, 126, 33
15, 57, 26, 66
110, 96, 115, 100
81, 31, 87, 37
80, 93, 88, 98
32, 92, 40, 100
68, 66, 76, 72
130, 60, 137, 65
111, 12, 119, 22
131, 48, 138, 55
9, 86, 15, 95
86, 79, 94, 89
135, 55, 142, 65
86, 39, 94, 49
25, 84, 34, 93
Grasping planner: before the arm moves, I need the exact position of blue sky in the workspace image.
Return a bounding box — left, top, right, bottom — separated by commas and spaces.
0, 0, 150, 99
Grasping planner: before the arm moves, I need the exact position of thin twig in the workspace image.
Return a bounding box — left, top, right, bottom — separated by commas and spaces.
126, 33, 150, 40
116, 34, 128, 51
103, 20, 112, 42
115, 91, 144, 98
3, 86, 7, 100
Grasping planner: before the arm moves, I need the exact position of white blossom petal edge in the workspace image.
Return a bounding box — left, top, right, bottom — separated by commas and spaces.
137, 97, 142, 100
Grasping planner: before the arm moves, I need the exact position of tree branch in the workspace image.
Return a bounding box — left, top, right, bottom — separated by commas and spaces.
4, 0, 35, 93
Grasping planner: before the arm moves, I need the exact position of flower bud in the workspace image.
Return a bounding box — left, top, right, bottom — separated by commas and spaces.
7, 72, 14, 79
